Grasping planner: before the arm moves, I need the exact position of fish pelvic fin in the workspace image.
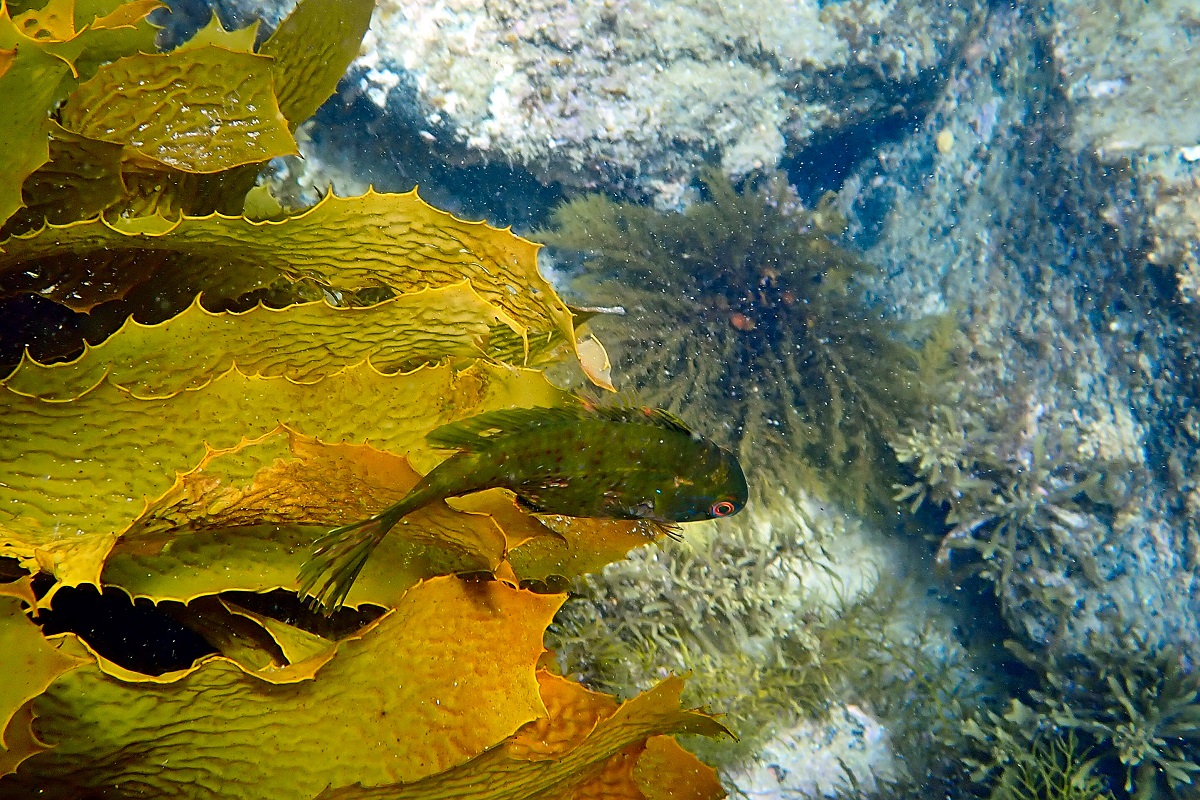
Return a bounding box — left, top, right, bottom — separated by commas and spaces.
298, 507, 404, 614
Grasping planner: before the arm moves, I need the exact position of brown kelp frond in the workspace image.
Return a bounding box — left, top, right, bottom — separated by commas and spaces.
0, 1, 728, 796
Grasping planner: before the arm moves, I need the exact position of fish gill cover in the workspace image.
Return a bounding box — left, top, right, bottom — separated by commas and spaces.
0, 0, 730, 797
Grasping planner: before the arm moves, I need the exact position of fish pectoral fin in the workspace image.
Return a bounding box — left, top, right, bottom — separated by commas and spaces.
298, 510, 400, 614
646, 520, 683, 541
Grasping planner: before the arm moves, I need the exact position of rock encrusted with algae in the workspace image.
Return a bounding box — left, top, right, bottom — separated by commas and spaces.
358, 0, 839, 203
1046, 1, 1200, 313
844, 1, 1199, 671
548, 498, 979, 796
724, 705, 897, 800
1047, 1, 1200, 159
255, 0, 985, 206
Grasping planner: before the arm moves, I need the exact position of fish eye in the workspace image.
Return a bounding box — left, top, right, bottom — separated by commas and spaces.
710, 500, 736, 517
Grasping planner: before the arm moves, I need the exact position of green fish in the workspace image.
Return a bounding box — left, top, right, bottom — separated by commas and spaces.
298, 402, 748, 610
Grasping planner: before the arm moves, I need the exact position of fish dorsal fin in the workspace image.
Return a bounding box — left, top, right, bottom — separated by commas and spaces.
425, 401, 697, 452
584, 403, 695, 437
425, 406, 587, 452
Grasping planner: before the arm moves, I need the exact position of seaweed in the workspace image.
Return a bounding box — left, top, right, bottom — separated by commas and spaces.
0, 0, 379, 367
893, 393, 1105, 595
963, 641, 1200, 800
0, 0, 731, 796
992, 732, 1114, 800
541, 168, 934, 512
549, 514, 984, 780
1030, 644, 1200, 800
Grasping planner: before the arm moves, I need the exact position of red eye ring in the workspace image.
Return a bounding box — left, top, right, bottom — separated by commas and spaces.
711, 500, 736, 517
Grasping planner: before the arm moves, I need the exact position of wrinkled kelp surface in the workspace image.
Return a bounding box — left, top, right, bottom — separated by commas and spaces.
0, 0, 730, 797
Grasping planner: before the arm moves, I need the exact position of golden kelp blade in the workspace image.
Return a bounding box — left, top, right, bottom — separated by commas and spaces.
100, 428, 515, 608
3, 578, 562, 800
58, 46, 298, 173
0, 0, 160, 229
3, 285, 523, 401
634, 737, 725, 800
10, 123, 126, 232
0, 191, 570, 340
508, 516, 672, 586
0, 360, 562, 588
315, 673, 729, 800
0, 0, 371, 231
0, 596, 91, 776
257, 0, 376, 128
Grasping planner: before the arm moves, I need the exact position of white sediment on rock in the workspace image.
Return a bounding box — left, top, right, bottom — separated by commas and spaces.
725, 704, 897, 800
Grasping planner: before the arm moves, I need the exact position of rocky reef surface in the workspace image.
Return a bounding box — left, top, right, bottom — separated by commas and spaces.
202, 0, 1200, 795
850, 0, 1200, 663
212, 0, 985, 208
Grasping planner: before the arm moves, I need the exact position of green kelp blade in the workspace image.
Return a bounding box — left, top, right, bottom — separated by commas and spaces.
0, 595, 91, 776
0, 191, 571, 352
3, 283, 522, 401
0, 19, 70, 230
58, 45, 298, 173
173, 0, 376, 214
0, 0, 162, 230
259, 0, 376, 128
69, 0, 162, 82
173, 12, 258, 53
4, 122, 126, 235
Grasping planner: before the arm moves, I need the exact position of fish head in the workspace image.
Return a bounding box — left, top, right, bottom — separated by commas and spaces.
643, 441, 748, 522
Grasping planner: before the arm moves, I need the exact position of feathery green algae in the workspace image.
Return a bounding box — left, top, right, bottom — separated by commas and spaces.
541, 168, 936, 512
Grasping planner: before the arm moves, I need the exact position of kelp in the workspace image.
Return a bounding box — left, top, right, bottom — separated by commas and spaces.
1, 189, 570, 329
5, 288, 528, 401
0, 0, 727, 796
0, 357, 569, 588
316, 673, 726, 800
0, 0, 378, 365
0, 0, 162, 228
4, 579, 562, 799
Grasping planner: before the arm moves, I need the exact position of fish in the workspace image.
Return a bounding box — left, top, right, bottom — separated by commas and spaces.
297, 401, 749, 610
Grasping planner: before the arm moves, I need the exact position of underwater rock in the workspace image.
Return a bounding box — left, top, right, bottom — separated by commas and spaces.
844, 2, 1200, 669
1047, 1, 1200, 312
234, 0, 984, 207
1142, 154, 1200, 307
1047, 1, 1200, 159
724, 705, 897, 800
537, 3, 1200, 793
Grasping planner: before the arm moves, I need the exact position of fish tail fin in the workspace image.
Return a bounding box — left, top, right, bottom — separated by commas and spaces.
298, 506, 405, 613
